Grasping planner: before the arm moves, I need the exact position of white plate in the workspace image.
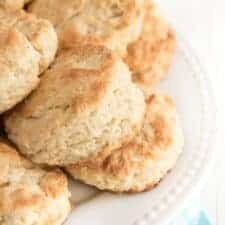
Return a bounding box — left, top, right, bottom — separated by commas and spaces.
64, 36, 216, 225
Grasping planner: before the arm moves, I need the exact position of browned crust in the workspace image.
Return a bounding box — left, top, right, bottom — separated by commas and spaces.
125, 169, 171, 193
17, 44, 116, 117
132, 31, 175, 86
69, 169, 171, 194
69, 93, 175, 170
125, 2, 176, 87
66, 93, 180, 192
0, 139, 69, 212
59, 0, 141, 46
40, 169, 69, 198
28, 0, 144, 52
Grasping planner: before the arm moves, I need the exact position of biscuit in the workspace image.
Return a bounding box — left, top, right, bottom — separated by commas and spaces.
66, 93, 184, 193
0, 9, 58, 72
0, 26, 40, 113
5, 44, 145, 166
0, 0, 32, 11
0, 139, 71, 225
0, 9, 58, 113
125, 3, 176, 96
28, 0, 144, 55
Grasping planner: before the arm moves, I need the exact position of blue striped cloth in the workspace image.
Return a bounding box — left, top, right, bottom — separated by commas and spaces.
170, 201, 212, 225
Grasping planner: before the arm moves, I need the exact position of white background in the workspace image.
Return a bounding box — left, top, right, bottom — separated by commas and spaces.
156, 0, 224, 224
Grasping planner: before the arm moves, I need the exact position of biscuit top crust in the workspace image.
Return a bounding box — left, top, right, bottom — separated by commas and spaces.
0, 8, 58, 72
29, 0, 142, 31
0, 25, 40, 113
29, 0, 85, 27
28, 0, 144, 53
17, 44, 116, 118
70, 93, 177, 177
4, 43, 145, 165
0, 140, 69, 214
125, 2, 175, 74
0, 25, 40, 80
0, 25, 26, 51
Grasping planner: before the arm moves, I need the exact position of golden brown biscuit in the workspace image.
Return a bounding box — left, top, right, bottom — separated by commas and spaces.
125, 3, 176, 96
0, 139, 71, 225
0, 9, 58, 114
0, 26, 40, 113
5, 44, 145, 166
0, 8, 58, 72
28, 0, 144, 55
66, 93, 184, 193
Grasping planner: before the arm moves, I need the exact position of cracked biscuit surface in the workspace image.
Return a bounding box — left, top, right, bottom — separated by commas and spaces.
66, 93, 184, 193
0, 139, 71, 225
5, 44, 145, 166
125, 3, 176, 96
0, 9, 57, 114
28, 0, 144, 55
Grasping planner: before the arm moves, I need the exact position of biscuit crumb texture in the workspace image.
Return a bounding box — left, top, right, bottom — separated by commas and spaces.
0, 139, 71, 225
5, 44, 145, 166
125, 2, 176, 95
28, 0, 144, 55
66, 93, 184, 192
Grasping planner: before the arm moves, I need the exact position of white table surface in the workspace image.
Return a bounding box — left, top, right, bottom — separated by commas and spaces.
156, 0, 224, 224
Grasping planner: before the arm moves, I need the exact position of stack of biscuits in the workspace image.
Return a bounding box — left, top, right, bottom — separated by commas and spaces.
0, 0, 184, 224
